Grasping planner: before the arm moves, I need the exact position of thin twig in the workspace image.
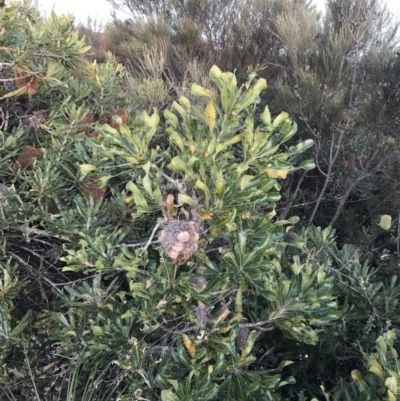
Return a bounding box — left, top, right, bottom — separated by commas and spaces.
151, 163, 186, 194
9, 252, 62, 294
140, 221, 161, 256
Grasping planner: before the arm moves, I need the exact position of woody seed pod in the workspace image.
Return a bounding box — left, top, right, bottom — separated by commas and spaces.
171, 242, 184, 252
177, 231, 190, 243
169, 250, 180, 259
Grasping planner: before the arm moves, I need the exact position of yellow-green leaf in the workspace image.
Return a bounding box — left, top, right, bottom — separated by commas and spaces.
386, 377, 398, 395
209, 65, 222, 79
204, 101, 216, 132
388, 390, 396, 401
79, 164, 96, 175
240, 330, 258, 361
92, 326, 103, 336
191, 83, 214, 98
182, 333, 196, 358
272, 111, 289, 127
260, 106, 272, 125
266, 169, 288, 179
0, 86, 27, 99
177, 193, 197, 206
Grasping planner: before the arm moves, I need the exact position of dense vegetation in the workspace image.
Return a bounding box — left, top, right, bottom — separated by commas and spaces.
2, 0, 400, 400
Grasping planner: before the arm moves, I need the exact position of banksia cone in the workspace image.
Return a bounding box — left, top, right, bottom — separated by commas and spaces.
80, 113, 94, 135
98, 111, 112, 125
346, 153, 356, 171
87, 130, 99, 138
379, 215, 392, 231
82, 174, 107, 204
342, 109, 351, 124
158, 220, 200, 264
14, 146, 43, 169
15, 71, 39, 95
111, 108, 128, 130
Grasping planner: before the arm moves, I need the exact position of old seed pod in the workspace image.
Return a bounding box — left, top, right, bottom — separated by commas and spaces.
177, 231, 190, 243
171, 242, 184, 252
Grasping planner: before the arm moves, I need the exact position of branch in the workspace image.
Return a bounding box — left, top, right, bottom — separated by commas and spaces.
139, 220, 161, 256
151, 163, 186, 194
9, 252, 62, 294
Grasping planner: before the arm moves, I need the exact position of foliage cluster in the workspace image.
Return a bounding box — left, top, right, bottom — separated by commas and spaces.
1, 1, 400, 401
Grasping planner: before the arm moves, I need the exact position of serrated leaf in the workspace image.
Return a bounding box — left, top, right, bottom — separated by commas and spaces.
272, 112, 289, 127
164, 110, 179, 128
78, 45, 91, 54
96, 175, 112, 188
143, 174, 152, 196
195, 180, 211, 205
191, 83, 214, 98
388, 390, 396, 401
177, 193, 196, 206
260, 105, 272, 125
386, 377, 398, 394
179, 96, 191, 109
92, 326, 103, 336
126, 181, 149, 211
205, 101, 216, 132
209, 65, 222, 79
161, 390, 179, 401
182, 333, 196, 358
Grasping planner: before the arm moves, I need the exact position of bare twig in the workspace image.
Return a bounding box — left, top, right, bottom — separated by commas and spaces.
151, 163, 186, 194
140, 220, 161, 256
9, 252, 62, 294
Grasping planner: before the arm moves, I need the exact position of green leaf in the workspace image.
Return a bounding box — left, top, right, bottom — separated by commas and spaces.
178, 193, 197, 206
161, 390, 179, 401
11, 311, 31, 337
235, 288, 243, 315
288, 139, 314, 155
260, 106, 272, 125
191, 83, 214, 98
240, 330, 259, 361
92, 326, 103, 336
386, 377, 398, 394
126, 181, 149, 211
272, 112, 289, 127
0, 86, 27, 99
298, 159, 315, 170
96, 175, 112, 188
195, 180, 211, 205
52, 312, 71, 329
